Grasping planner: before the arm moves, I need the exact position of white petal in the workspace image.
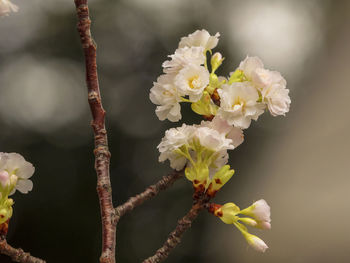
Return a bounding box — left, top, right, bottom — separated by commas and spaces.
238, 56, 264, 79
16, 179, 33, 194
16, 162, 35, 179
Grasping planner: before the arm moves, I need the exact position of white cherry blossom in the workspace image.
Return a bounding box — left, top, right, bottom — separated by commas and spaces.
179, 29, 220, 50
0, 153, 34, 194
158, 124, 195, 153
158, 123, 235, 171
150, 74, 182, 122
201, 116, 244, 148
235, 56, 291, 117
195, 127, 234, 152
263, 82, 291, 116
158, 124, 196, 170
217, 82, 265, 129
162, 46, 205, 74
174, 64, 209, 102
237, 56, 264, 80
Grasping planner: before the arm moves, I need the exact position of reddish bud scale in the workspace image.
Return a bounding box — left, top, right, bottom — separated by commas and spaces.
206, 183, 218, 198
208, 203, 222, 215
211, 89, 221, 106
0, 219, 10, 236
203, 115, 214, 121
193, 180, 207, 194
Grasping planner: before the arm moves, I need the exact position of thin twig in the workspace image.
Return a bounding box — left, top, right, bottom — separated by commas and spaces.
142, 195, 210, 263
115, 170, 184, 223
73, 1, 115, 263
0, 238, 45, 263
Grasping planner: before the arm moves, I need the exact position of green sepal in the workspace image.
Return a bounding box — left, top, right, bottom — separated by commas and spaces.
191, 91, 218, 116
228, 69, 246, 84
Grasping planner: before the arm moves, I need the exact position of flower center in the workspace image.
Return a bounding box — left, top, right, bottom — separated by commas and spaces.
188, 75, 200, 89
232, 96, 245, 109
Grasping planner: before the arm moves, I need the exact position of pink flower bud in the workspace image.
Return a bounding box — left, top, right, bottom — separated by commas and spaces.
0, 171, 10, 188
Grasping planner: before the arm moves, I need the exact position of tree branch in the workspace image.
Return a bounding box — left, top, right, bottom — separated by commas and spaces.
0, 238, 45, 263
142, 195, 210, 263
73, 1, 115, 263
114, 170, 184, 223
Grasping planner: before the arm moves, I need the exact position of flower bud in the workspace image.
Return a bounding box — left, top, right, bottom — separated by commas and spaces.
211, 52, 224, 73
256, 221, 271, 230
239, 217, 271, 230
244, 232, 269, 252
207, 165, 234, 196
239, 217, 258, 227
239, 199, 271, 222
0, 171, 10, 188
9, 174, 18, 187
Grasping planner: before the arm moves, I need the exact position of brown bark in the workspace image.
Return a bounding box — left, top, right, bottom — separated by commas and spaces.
0, 238, 45, 263
115, 170, 183, 223
73, 1, 115, 263
142, 194, 210, 263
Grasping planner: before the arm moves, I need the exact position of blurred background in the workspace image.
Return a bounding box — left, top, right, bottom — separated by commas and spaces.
0, 0, 349, 262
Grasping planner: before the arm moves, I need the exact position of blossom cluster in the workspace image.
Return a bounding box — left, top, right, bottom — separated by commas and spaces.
151, 30, 290, 252
0, 0, 18, 16
0, 153, 34, 224
150, 30, 290, 129
158, 116, 242, 191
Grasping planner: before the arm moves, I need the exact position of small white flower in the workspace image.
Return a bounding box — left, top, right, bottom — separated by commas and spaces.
246, 234, 269, 252
195, 127, 234, 153
235, 56, 291, 117
150, 74, 182, 122
201, 116, 244, 148
263, 82, 291, 116
162, 46, 206, 74
157, 122, 235, 171
0, 0, 18, 16
217, 82, 265, 129
158, 124, 196, 170
175, 64, 209, 102
179, 29, 220, 50
251, 68, 290, 116
158, 124, 195, 153
159, 151, 187, 171
0, 153, 34, 194
251, 68, 285, 90
236, 56, 264, 80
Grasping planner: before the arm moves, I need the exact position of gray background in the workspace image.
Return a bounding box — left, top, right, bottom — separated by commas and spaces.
0, 0, 349, 262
